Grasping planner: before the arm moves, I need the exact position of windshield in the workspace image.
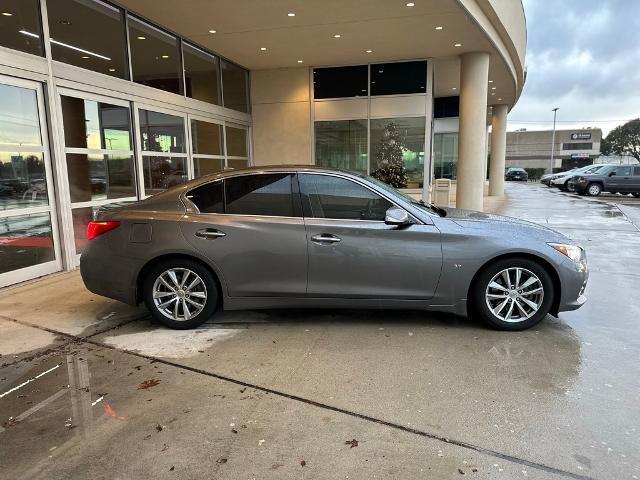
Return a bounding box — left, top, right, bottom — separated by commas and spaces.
364, 176, 446, 216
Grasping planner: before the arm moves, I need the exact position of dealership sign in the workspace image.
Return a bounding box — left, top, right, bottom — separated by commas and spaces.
571, 132, 592, 140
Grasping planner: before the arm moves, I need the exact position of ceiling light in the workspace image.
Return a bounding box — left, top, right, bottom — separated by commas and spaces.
108, 68, 116, 72
137, 36, 146, 40
19, 30, 39, 38
435, 26, 443, 30
49, 36, 111, 60
491, 86, 496, 90
81, 56, 89, 59
1, 12, 13, 17
208, 29, 216, 34
451, 87, 457, 91
260, 47, 267, 51
454, 43, 462, 47
366, 49, 372, 53
406, 2, 415, 6
161, 55, 169, 58
488, 80, 493, 83
287, 12, 295, 17
333, 34, 341, 38
498, 98, 502, 101
297, 59, 303, 63
491, 92, 495, 96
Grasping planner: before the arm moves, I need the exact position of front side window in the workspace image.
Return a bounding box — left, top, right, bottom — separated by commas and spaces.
187, 180, 223, 214
299, 174, 392, 221
614, 166, 632, 176
225, 173, 294, 217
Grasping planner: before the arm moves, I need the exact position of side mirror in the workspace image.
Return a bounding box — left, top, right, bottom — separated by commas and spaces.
609, 171, 616, 177
385, 207, 412, 226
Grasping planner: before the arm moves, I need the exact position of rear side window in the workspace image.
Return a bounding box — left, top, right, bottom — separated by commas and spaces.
187, 181, 224, 213
614, 166, 632, 176
299, 174, 392, 221
225, 173, 295, 217
634, 166, 640, 176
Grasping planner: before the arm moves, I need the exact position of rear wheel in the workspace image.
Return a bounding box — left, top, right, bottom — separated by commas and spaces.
471, 258, 554, 331
143, 259, 218, 329
586, 183, 602, 196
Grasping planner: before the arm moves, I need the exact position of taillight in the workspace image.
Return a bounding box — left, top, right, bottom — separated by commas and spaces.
87, 221, 120, 240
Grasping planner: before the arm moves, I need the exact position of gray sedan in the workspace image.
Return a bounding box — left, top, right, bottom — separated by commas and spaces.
80, 166, 588, 331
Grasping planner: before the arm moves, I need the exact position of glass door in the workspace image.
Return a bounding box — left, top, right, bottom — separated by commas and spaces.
0, 77, 62, 287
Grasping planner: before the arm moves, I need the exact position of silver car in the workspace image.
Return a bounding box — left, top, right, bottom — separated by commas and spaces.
80, 166, 588, 331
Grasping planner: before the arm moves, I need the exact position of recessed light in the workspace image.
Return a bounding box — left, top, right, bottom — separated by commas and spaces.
137, 36, 146, 40
454, 43, 462, 47
366, 49, 372, 53
406, 2, 415, 6
81, 56, 89, 59
333, 34, 341, 38
108, 68, 116, 72
435, 26, 443, 30
59, 19, 72, 25
491, 86, 496, 90
1, 12, 13, 17
297, 59, 303, 63
491, 92, 495, 96
452, 87, 457, 91
208, 29, 217, 34
488, 80, 494, 83
161, 55, 169, 58
260, 47, 267, 51
498, 98, 502, 101
287, 12, 295, 17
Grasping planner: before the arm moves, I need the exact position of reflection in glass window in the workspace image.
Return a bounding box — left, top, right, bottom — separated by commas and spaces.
225, 174, 294, 217
225, 125, 247, 157
433, 133, 459, 180
370, 117, 426, 187
313, 66, 368, 99
0, 152, 48, 210
139, 110, 185, 153
191, 120, 223, 155
66, 153, 135, 203
0, 0, 43, 56
370, 61, 427, 96
143, 156, 187, 195
61, 96, 131, 150
194, 158, 224, 178
0, 213, 55, 274
128, 15, 182, 94
0, 84, 42, 147
227, 159, 248, 170
184, 43, 220, 105
315, 120, 368, 173
48, 0, 128, 79
298, 174, 391, 221
221, 60, 249, 113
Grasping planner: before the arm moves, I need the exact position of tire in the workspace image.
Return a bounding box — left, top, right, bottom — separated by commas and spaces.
586, 183, 602, 196
566, 182, 576, 193
143, 258, 219, 329
471, 258, 554, 331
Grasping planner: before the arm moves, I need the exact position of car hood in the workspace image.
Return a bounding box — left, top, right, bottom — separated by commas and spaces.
440, 207, 564, 236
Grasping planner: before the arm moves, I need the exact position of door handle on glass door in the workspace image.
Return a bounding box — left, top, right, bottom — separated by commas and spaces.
196, 228, 226, 239
311, 234, 341, 244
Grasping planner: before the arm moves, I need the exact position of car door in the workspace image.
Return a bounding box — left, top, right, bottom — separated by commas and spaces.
180, 173, 307, 297
299, 173, 443, 300
632, 166, 640, 192
607, 165, 633, 192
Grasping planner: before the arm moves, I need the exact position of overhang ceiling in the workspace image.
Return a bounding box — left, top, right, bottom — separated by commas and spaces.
115, 0, 517, 105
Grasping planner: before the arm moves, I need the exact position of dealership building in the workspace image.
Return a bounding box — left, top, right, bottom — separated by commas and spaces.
0, 0, 526, 287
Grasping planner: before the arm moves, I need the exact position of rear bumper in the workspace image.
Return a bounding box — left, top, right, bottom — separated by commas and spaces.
80, 241, 138, 305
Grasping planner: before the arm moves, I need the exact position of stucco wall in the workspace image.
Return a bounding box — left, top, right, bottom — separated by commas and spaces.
250, 68, 312, 166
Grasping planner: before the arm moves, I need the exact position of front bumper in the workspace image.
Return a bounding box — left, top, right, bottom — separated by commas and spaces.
555, 254, 589, 313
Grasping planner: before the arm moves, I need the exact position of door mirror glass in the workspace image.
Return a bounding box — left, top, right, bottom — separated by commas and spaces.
385, 207, 411, 225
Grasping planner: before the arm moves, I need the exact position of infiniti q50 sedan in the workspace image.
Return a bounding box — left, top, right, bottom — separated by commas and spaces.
80, 166, 588, 331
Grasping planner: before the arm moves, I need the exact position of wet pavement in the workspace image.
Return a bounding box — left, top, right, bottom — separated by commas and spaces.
0, 183, 639, 480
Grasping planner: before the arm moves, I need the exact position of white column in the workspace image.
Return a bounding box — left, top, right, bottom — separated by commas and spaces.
456, 52, 490, 211
489, 103, 508, 196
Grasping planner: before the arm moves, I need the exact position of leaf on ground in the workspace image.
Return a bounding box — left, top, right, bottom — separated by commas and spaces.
345, 439, 358, 448
138, 379, 160, 390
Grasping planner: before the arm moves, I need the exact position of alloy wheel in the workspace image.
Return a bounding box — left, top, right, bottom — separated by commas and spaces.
485, 267, 544, 323
152, 268, 207, 321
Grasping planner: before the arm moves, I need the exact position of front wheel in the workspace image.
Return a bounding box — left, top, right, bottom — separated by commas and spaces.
586, 183, 602, 196
143, 259, 219, 329
566, 182, 576, 192
471, 258, 554, 331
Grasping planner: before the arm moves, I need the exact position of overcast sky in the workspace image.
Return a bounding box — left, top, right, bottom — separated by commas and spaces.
507, 0, 640, 136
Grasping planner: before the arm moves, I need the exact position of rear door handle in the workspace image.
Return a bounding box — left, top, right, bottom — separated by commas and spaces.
196, 228, 226, 239
311, 233, 341, 245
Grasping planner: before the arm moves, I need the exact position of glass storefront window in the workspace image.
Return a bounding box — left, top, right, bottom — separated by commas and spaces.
370, 61, 427, 96
0, 213, 55, 274
128, 15, 182, 95
315, 120, 368, 173
139, 109, 185, 153
0, 0, 43, 56
48, 0, 128, 79
370, 117, 426, 187
227, 158, 248, 170
191, 120, 223, 156
194, 158, 224, 177
313, 66, 368, 99
225, 125, 247, 158
0, 152, 48, 210
221, 60, 249, 113
61, 96, 131, 150
0, 83, 42, 147
66, 153, 135, 202
184, 43, 221, 105
143, 155, 187, 195
433, 133, 459, 179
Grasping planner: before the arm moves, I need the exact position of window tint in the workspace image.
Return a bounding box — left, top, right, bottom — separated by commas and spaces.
225, 174, 294, 217
299, 174, 392, 221
370, 61, 427, 96
139, 109, 185, 153
184, 43, 220, 105
313, 65, 368, 99
0, 0, 43, 56
191, 120, 223, 155
221, 60, 249, 112
187, 181, 223, 213
614, 166, 632, 176
634, 166, 640, 176
434, 96, 459, 118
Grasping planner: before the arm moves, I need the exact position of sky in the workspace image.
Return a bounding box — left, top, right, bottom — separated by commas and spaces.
507, 0, 640, 136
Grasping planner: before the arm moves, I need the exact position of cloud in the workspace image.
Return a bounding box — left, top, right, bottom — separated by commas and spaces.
508, 0, 640, 135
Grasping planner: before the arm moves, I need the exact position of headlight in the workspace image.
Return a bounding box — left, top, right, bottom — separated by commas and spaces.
548, 243, 583, 263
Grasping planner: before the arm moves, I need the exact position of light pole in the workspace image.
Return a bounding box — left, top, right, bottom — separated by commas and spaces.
550, 107, 559, 174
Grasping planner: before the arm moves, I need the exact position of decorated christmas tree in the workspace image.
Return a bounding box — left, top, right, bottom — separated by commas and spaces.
371, 122, 409, 188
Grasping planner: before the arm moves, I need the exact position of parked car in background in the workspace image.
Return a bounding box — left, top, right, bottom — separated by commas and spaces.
572, 164, 640, 196
81, 166, 588, 332
505, 167, 529, 181
541, 168, 579, 187
550, 164, 611, 192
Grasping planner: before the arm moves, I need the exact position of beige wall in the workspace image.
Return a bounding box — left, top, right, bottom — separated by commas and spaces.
250, 67, 312, 166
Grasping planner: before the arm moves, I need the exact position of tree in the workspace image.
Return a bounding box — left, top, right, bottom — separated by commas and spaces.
371, 122, 409, 188
602, 119, 640, 160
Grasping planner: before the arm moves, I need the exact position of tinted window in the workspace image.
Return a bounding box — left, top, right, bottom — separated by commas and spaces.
221, 60, 249, 113
634, 166, 640, 176
128, 15, 182, 94
299, 174, 392, 221
434, 96, 459, 118
225, 125, 247, 157
370, 61, 427, 96
225, 174, 294, 217
187, 181, 223, 213
313, 65, 368, 99
0, 0, 43, 56
184, 43, 220, 105
139, 109, 185, 153
614, 166, 632, 176
48, 0, 128, 79
191, 120, 223, 155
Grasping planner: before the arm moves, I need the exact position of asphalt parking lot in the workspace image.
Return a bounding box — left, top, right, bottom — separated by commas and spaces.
0, 182, 639, 480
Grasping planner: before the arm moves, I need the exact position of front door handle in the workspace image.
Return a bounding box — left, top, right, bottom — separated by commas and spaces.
196, 228, 226, 239
311, 233, 341, 245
